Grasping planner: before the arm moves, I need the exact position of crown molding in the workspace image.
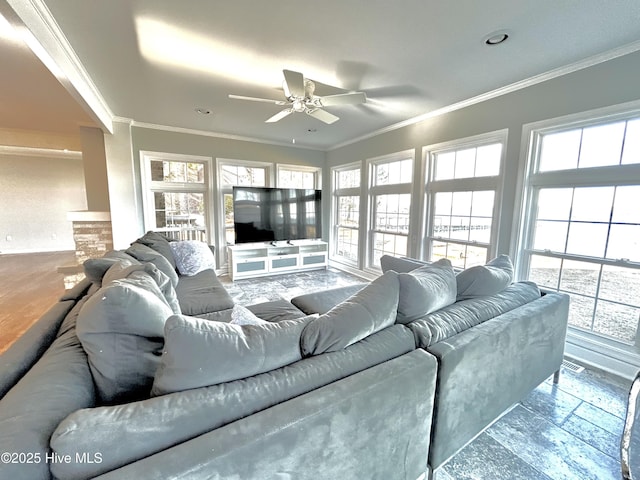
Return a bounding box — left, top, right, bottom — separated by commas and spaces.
0, 144, 81, 159
330, 40, 640, 151
4, 0, 114, 133
127, 118, 325, 152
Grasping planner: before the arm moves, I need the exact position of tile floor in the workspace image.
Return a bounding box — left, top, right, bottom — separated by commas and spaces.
220, 268, 631, 480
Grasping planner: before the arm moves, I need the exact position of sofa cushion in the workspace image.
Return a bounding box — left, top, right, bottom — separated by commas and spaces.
300, 271, 399, 356
169, 240, 216, 276
396, 258, 457, 324
246, 299, 307, 322
50, 325, 415, 479
290, 283, 367, 315
125, 242, 179, 287
456, 254, 514, 300
103, 262, 181, 314
380, 255, 430, 274
77, 273, 173, 404
174, 268, 235, 315
152, 314, 315, 396
230, 304, 268, 325
407, 281, 542, 347
133, 231, 176, 268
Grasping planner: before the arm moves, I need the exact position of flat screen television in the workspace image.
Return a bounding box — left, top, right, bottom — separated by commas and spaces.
232, 186, 322, 244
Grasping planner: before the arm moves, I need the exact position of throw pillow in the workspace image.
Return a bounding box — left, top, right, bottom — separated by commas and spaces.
380, 255, 430, 274
103, 262, 181, 314
151, 314, 315, 396
456, 254, 514, 300
133, 231, 176, 268
230, 304, 268, 325
126, 242, 179, 287
76, 273, 174, 404
300, 270, 399, 356
396, 258, 457, 324
169, 240, 216, 276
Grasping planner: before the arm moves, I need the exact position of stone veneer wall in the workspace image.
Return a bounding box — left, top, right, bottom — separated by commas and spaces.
71, 220, 113, 263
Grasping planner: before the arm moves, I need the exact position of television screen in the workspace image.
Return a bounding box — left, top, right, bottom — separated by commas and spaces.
232, 186, 322, 244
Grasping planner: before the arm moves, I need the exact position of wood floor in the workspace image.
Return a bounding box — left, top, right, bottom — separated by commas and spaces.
0, 251, 74, 354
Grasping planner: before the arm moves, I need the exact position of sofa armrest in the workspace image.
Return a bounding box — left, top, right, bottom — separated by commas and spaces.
425, 292, 569, 470
95, 349, 437, 480
0, 300, 75, 399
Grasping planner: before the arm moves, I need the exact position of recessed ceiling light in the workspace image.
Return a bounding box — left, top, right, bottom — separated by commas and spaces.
195, 107, 211, 115
484, 31, 509, 46
307, 128, 317, 133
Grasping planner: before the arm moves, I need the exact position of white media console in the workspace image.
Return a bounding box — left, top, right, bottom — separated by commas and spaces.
227, 240, 328, 281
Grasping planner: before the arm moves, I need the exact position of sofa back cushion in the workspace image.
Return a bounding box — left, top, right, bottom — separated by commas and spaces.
396, 258, 457, 324
77, 273, 173, 404
152, 314, 315, 396
456, 254, 514, 300
380, 255, 429, 274
103, 262, 181, 314
126, 242, 179, 287
133, 231, 176, 268
407, 281, 541, 347
300, 270, 399, 355
83, 253, 139, 285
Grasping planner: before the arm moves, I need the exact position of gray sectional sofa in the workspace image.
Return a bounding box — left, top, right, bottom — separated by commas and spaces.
0, 233, 569, 479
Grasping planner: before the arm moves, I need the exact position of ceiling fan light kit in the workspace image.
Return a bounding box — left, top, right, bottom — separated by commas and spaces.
229, 69, 366, 124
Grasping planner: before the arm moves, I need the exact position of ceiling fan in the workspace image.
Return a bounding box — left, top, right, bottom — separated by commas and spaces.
229, 69, 366, 124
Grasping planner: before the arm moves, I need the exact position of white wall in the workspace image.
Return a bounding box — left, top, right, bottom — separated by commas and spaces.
0, 152, 86, 253
325, 50, 640, 259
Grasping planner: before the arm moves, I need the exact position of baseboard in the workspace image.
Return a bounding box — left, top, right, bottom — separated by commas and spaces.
564, 333, 640, 381
0, 248, 76, 255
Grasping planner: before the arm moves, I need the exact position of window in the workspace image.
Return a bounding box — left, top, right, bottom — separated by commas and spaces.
332, 165, 361, 264
368, 154, 413, 268
519, 110, 640, 348
218, 160, 271, 246
424, 133, 505, 268
277, 165, 321, 189
140, 152, 211, 242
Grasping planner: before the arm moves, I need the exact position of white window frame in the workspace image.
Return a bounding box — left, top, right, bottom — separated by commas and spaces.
366, 150, 414, 272
331, 162, 362, 267
514, 99, 640, 379
215, 158, 273, 261
422, 130, 507, 268
276, 164, 322, 189
140, 151, 214, 243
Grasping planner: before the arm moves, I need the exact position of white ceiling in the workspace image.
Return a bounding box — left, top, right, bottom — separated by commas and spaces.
2, 0, 640, 149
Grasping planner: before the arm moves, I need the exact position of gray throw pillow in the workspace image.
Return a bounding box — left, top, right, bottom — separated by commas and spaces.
396, 258, 457, 324
456, 254, 514, 300
300, 270, 399, 356
134, 231, 176, 268
103, 262, 181, 314
169, 240, 216, 276
76, 273, 174, 404
126, 242, 179, 287
151, 314, 315, 396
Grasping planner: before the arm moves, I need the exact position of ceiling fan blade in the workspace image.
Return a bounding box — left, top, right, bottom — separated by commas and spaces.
229, 94, 286, 105
265, 108, 293, 123
307, 108, 339, 124
283, 70, 305, 98
319, 91, 367, 107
